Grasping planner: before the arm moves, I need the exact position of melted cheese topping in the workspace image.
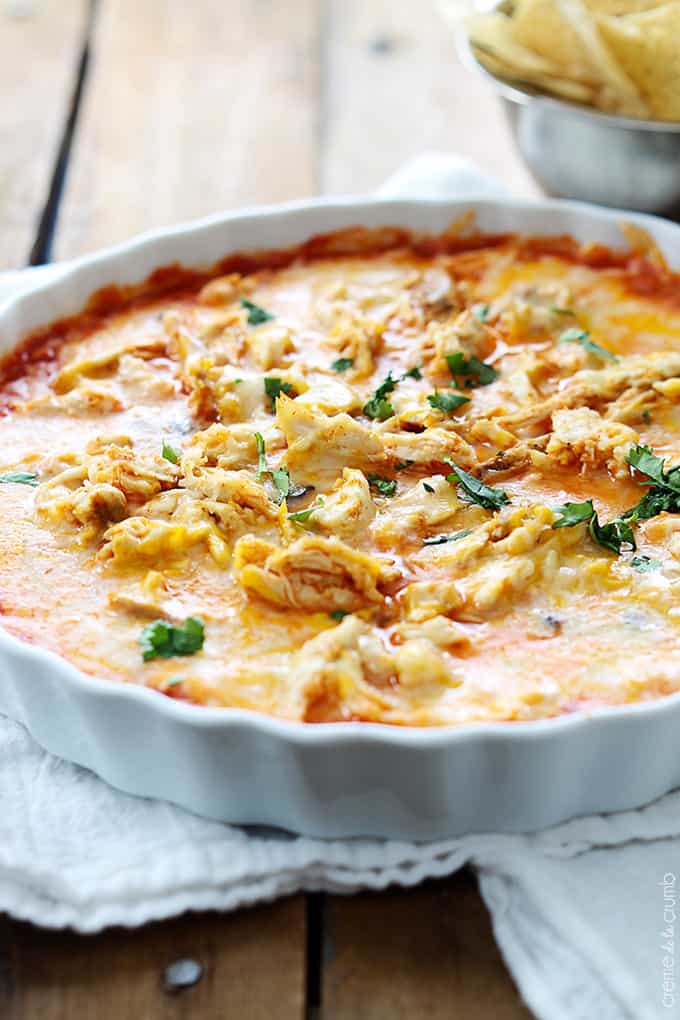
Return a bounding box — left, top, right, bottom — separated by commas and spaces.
1, 229, 679, 725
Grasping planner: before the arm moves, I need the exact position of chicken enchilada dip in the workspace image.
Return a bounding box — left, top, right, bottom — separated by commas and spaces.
1, 222, 679, 724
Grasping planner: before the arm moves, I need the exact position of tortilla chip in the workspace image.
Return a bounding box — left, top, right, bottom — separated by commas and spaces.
472, 45, 596, 103
597, 4, 680, 121
584, 0, 662, 13
466, 12, 562, 77
551, 0, 649, 115
510, 0, 604, 85
474, 0, 649, 116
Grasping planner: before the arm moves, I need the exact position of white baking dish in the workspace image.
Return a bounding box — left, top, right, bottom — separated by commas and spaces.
2, 195, 680, 840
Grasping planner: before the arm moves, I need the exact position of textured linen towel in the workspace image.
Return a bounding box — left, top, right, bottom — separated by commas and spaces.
1, 153, 678, 1020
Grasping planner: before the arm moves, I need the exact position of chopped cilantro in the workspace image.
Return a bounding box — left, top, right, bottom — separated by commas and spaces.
551, 498, 635, 553
445, 460, 510, 511
367, 474, 397, 497
631, 555, 661, 573
362, 367, 424, 420
363, 395, 393, 420
427, 391, 470, 414
264, 376, 294, 411
394, 460, 414, 471
363, 371, 397, 420
446, 352, 499, 388
622, 444, 680, 521
140, 617, 205, 662
271, 467, 290, 499
641, 410, 652, 424
558, 328, 618, 362
472, 303, 490, 322
423, 482, 435, 493
625, 487, 680, 520
254, 431, 267, 478
423, 529, 473, 546
161, 439, 181, 465
241, 298, 274, 325
332, 357, 354, 373
288, 497, 324, 524
626, 444, 675, 488
329, 609, 350, 622
0, 471, 39, 487
589, 515, 636, 554
551, 500, 595, 529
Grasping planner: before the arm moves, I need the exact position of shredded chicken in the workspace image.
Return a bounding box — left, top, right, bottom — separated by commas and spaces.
233, 534, 399, 612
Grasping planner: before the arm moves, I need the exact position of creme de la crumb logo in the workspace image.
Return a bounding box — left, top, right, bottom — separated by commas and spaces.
660, 872, 677, 1010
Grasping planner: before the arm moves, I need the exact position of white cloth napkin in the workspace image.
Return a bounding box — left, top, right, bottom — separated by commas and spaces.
2, 153, 678, 1020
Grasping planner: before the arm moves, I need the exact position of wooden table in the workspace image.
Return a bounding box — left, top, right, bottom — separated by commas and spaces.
0, 1, 539, 1015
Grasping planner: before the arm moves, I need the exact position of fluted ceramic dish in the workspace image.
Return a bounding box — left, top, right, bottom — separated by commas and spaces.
2, 194, 680, 840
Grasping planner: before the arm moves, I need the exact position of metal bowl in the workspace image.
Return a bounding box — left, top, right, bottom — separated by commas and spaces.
458, 33, 680, 218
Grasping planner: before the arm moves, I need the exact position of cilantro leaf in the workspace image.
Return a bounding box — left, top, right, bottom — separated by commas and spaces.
427, 391, 470, 414
551, 498, 634, 553
331, 357, 354, 373
589, 515, 636, 554
624, 487, 680, 521
394, 460, 414, 471
558, 328, 618, 362
288, 497, 324, 524
0, 471, 39, 487
363, 396, 394, 420
329, 609, 350, 622
551, 500, 595, 529
446, 352, 499, 388
254, 431, 267, 478
625, 444, 675, 489
622, 444, 680, 521
423, 529, 473, 546
140, 617, 205, 662
472, 303, 490, 322
445, 461, 510, 511
367, 474, 397, 497
264, 377, 294, 411
422, 482, 435, 493
631, 555, 661, 573
363, 372, 397, 420
161, 439, 181, 465
271, 467, 290, 499
362, 368, 423, 420
241, 298, 274, 325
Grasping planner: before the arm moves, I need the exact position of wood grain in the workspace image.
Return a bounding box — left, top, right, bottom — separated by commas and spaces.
322, 0, 538, 197
54, 0, 320, 259
0, 0, 88, 268
322, 872, 533, 1019
0, 896, 306, 1020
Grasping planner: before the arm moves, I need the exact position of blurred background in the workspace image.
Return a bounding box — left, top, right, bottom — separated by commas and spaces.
0, 0, 536, 268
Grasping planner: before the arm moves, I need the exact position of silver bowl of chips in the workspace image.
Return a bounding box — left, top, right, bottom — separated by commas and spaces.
452, 0, 680, 217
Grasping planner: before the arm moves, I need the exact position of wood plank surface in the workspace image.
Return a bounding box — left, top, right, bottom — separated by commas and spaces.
322, 0, 539, 197
0, 897, 306, 1020
54, 0, 320, 259
0, 0, 88, 268
322, 872, 532, 1019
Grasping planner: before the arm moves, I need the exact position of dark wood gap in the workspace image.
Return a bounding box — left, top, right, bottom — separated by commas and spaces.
28, 0, 98, 266
305, 892, 325, 1019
